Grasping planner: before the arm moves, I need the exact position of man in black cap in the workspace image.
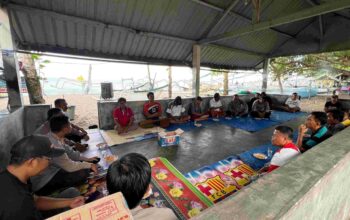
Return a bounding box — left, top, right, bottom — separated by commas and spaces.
0, 135, 85, 220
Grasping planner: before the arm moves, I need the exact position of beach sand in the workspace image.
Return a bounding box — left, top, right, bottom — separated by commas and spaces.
1, 93, 349, 129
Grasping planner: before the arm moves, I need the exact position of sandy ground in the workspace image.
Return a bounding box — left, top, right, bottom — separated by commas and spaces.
1, 93, 349, 129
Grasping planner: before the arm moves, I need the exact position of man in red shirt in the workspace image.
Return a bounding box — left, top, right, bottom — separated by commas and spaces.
259, 126, 300, 173
113, 97, 138, 134
139, 92, 169, 128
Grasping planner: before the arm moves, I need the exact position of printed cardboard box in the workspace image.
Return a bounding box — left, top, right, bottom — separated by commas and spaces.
48, 192, 133, 220
158, 128, 184, 147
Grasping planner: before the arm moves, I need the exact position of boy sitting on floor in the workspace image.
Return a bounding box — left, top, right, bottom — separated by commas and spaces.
166, 96, 190, 124
260, 126, 300, 173
209, 93, 224, 119
139, 92, 170, 128
107, 153, 177, 220
113, 97, 138, 134
188, 96, 209, 123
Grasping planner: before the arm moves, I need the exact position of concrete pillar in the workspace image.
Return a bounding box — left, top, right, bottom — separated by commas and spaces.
261, 58, 269, 92
192, 44, 200, 97
0, 8, 23, 112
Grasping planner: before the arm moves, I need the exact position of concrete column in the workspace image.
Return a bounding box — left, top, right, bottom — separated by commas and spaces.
261, 58, 269, 92
192, 44, 200, 97
0, 8, 23, 112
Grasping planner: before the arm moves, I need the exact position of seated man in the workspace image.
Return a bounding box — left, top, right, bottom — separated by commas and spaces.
251, 96, 271, 119
113, 97, 138, 134
55, 99, 89, 142
107, 153, 177, 220
188, 96, 209, 123
34, 108, 87, 152
265, 126, 300, 173
32, 116, 99, 196
139, 92, 169, 128
248, 93, 260, 111
209, 93, 224, 118
0, 135, 84, 220
280, 92, 301, 113
226, 94, 248, 117
324, 95, 342, 112
297, 111, 332, 153
327, 109, 345, 135
166, 96, 190, 124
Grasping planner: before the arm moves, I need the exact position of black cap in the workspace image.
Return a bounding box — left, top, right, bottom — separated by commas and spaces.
10, 135, 65, 161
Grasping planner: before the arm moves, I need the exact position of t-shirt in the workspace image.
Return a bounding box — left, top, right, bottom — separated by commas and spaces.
342, 119, 350, 127
209, 98, 222, 108
268, 143, 300, 172
113, 107, 134, 127
302, 126, 332, 151
143, 102, 162, 116
324, 101, 342, 111
0, 170, 42, 220
166, 105, 185, 117
285, 98, 300, 108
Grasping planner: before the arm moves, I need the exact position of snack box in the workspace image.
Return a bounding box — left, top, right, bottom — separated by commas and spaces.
158, 128, 184, 147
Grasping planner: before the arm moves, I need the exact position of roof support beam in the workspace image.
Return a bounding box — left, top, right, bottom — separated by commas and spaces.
304, 0, 324, 40
191, 0, 295, 39
201, 0, 240, 38
199, 0, 350, 44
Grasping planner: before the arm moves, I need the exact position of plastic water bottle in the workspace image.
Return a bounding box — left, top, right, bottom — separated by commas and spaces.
267, 147, 273, 159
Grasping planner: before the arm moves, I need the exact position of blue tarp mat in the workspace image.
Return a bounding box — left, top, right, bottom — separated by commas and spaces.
219, 117, 280, 132
238, 144, 278, 170
270, 111, 307, 123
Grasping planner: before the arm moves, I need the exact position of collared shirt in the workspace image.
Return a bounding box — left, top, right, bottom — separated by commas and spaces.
0, 170, 42, 220
252, 100, 270, 112
285, 98, 300, 108
188, 102, 203, 115
113, 107, 134, 127
229, 99, 248, 114
302, 126, 332, 151
268, 143, 300, 172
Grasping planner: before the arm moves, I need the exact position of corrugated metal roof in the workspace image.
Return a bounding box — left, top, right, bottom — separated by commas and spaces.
5, 0, 350, 70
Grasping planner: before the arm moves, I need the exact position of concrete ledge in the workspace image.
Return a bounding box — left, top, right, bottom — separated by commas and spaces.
97, 94, 289, 130
194, 126, 350, 220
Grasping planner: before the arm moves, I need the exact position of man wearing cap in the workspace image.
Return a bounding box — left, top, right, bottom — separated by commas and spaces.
0, 135, 85, 220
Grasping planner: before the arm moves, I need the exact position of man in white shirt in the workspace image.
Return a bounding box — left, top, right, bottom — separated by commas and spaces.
166, 96, 190, 124
209, 93, 224, 119
281, 93, 301, 113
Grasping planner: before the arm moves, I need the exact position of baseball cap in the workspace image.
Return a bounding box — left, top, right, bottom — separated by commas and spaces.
10, 135, 65, 161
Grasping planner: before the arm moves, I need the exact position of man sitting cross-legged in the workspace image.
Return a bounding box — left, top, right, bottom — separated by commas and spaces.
113, 97, 138, 134
188, 96, 209, 124
107, 153, 177, 220
32, 115, 99, 196
0, 135, 85, 220
251, 95, 271, 119
139, 92, 170, 129
226, 94, 248, 117
209, 93, 225, 119
279, 93, 301, 113
166, 96, 190, 124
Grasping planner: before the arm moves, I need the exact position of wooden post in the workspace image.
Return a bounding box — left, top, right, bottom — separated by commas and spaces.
192, 44, 200, 97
